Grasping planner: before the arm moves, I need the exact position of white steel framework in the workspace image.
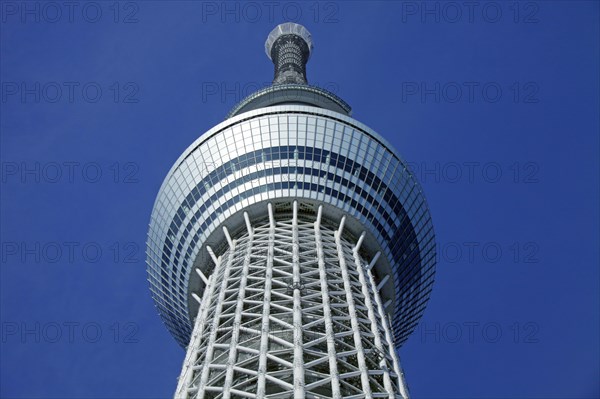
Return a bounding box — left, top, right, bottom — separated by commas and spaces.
175, 202, 408, 399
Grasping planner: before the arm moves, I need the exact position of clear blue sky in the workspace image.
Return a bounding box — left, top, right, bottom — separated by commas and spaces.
1, 1, 598, 398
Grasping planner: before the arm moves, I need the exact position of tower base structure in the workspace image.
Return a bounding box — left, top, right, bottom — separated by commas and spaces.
175, 201, 409, 399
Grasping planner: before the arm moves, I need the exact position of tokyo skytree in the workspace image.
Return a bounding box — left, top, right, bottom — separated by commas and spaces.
146, 22, 436, 398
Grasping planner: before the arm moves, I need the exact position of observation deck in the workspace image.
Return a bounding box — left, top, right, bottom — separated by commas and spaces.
146, 23, 436, 352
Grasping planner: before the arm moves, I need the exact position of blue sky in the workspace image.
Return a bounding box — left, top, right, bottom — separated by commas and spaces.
1, 1, 598, 398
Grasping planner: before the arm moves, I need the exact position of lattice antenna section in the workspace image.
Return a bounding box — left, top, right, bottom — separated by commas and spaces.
265, 22, 313, 85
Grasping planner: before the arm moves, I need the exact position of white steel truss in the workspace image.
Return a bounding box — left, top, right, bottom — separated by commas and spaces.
176, 202, 409, 399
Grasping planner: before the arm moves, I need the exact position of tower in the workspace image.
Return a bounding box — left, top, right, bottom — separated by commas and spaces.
146, 23, 436, 398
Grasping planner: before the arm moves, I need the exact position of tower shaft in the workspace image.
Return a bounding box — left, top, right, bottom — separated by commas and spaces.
146, 22, 436, 399
175, 203, 409, 399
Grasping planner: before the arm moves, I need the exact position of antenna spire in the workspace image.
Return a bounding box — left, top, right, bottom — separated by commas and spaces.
265, 22, 313, 85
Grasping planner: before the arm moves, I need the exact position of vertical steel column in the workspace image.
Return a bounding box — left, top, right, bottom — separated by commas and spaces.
335, 216, 373, 399
314, 205, 342, 398
352, 234, 395, 397
175, 271, 216, 399
291, 201, 305, 398
196, 241, 237, 398
367, 268, 410, 399
222, 214, 254, 398
256, 203, 276, 397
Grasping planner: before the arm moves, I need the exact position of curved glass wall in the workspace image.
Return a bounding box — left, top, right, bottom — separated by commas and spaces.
146, 105, 436, 348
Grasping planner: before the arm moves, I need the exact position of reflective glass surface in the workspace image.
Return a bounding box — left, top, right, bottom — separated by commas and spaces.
146, 105, 436, 347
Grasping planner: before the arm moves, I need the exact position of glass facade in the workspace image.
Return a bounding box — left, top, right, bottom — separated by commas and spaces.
146, 105, 436, 349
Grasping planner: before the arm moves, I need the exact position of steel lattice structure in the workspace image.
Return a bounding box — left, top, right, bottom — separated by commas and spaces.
176, 203, 408, 398
146, 23, 436, 399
